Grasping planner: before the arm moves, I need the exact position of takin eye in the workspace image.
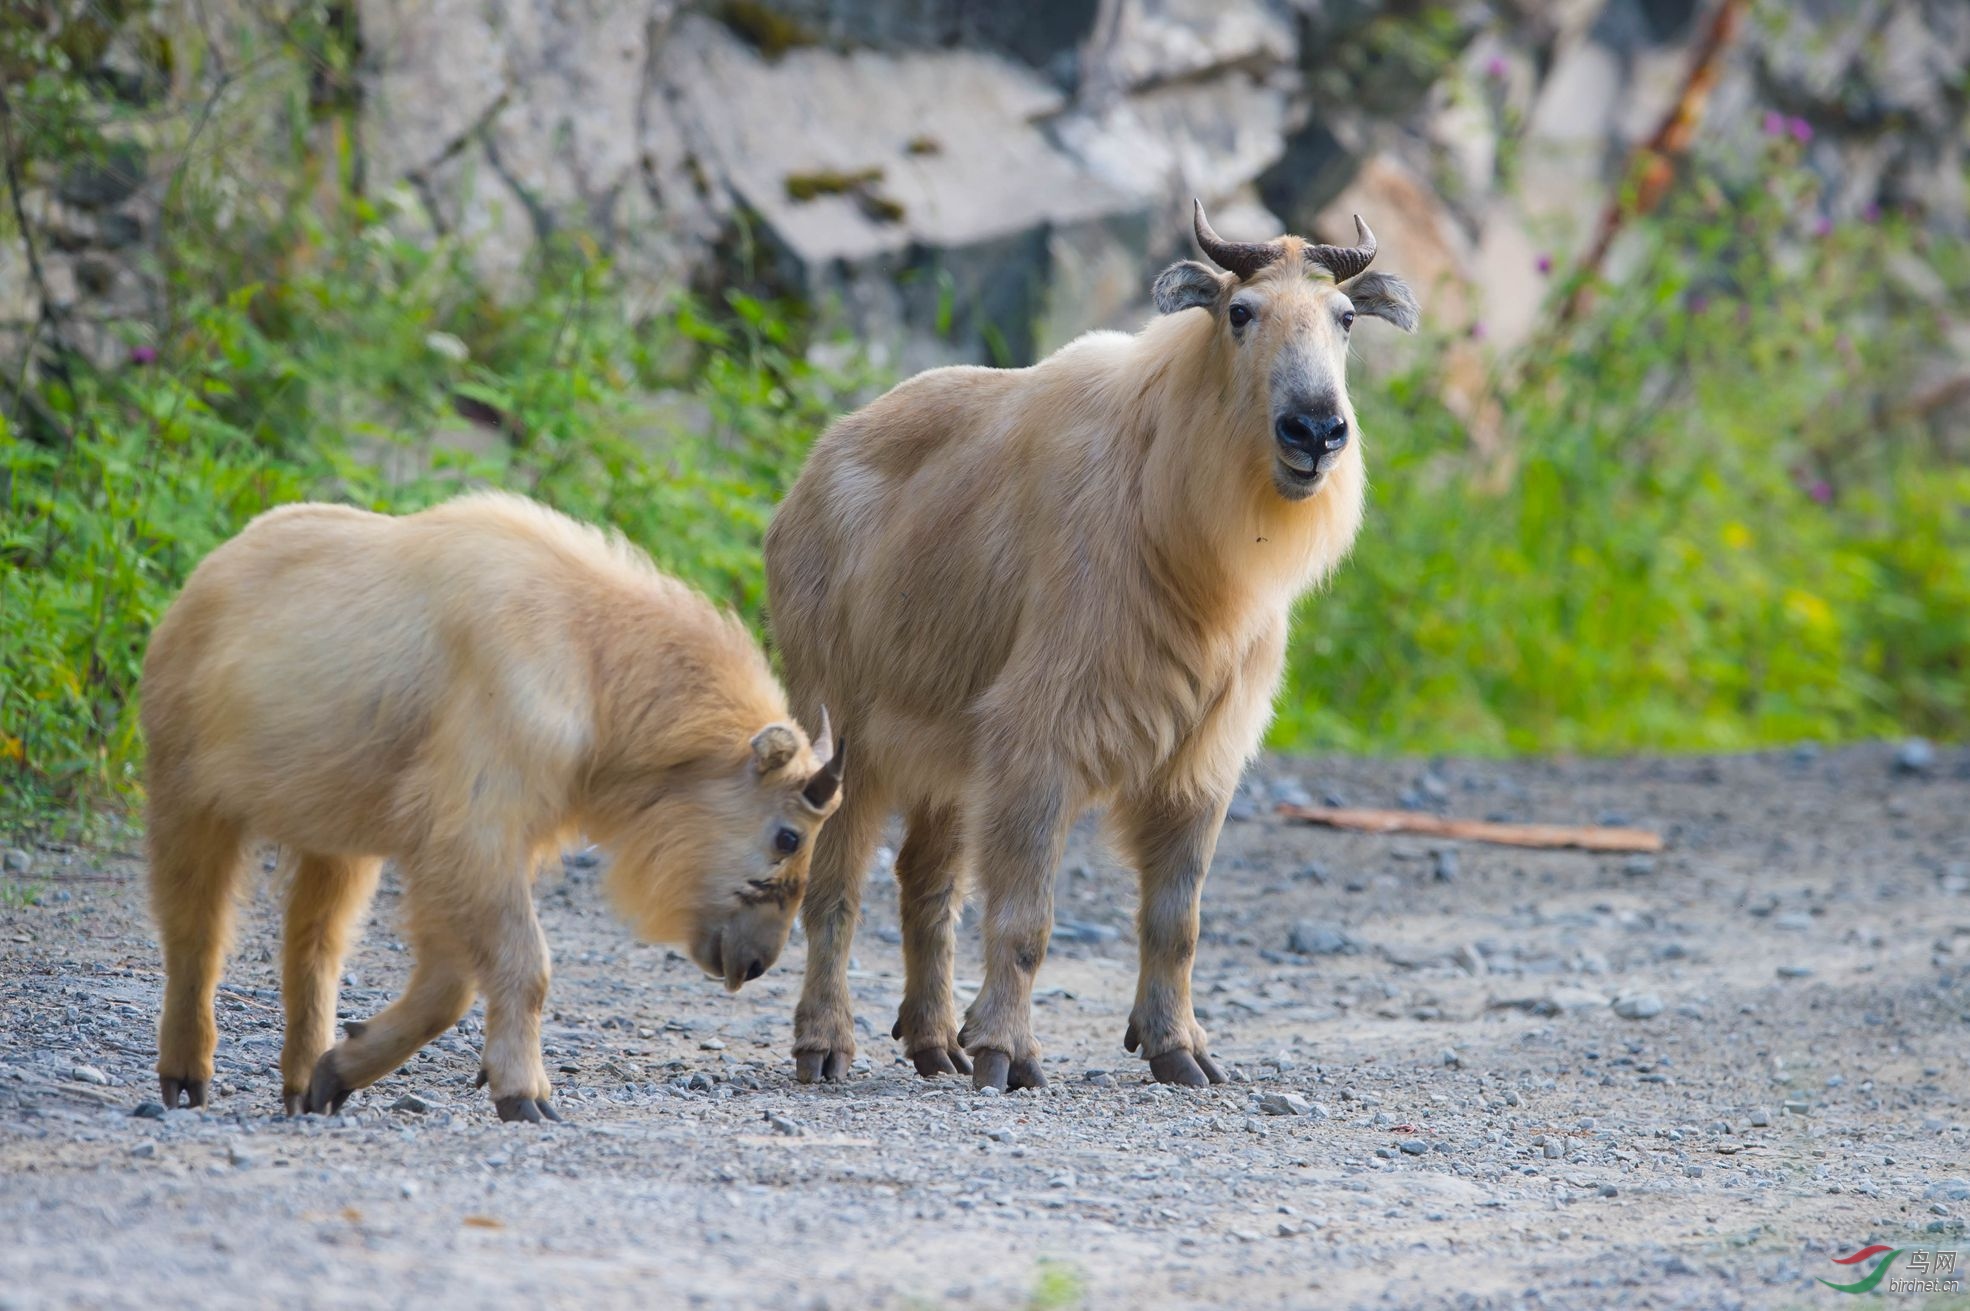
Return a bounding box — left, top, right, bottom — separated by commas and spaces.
1227, 302, 1254, 329
773, 826, 802, 857
1340, 309, 1357, 331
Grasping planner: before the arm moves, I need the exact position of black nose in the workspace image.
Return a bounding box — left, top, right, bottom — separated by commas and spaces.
745, 959, 766, 982
1275, 411, 1348, 454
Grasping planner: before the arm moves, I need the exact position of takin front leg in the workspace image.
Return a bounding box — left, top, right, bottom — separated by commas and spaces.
279, 852, 384, 1115
793, 779, 885, 1083
890, 804, 970, 1078
1113, 787, 1230, 1087
958, 775, 1070, 1092
148, 801, 246, 1110
303, 873, 479, 1118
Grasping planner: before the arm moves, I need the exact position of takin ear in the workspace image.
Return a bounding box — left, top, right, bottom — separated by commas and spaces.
749, 723, 799, 775
1343, 271, 1420, 333
1152, 260, 1225, 315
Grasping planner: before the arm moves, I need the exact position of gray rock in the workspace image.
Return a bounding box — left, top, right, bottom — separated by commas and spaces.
1257, 1092, 1309, 1116
1287, 920, 1354, 956
1895, 738, 1937, 775
1548, 986, 1611, 1015
71, 1064, 110, 1086
1432, 849, 1460, 883
1053, 919, 1122, 945
1398, 1138, 1430, 1155
2, 848, 30, 875
1776, 964, 1814, 979
1748, 1108, 1772, 1127
1926, 1178, 1970, 1202
1612, 993, 1664, 1020
227, 1143, 253, 1168
388, 1093, 436, 1114
765, 1112, 802, 1137
131, 1102, 166, 1120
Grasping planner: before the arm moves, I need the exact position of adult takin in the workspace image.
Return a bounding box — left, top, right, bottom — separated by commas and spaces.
142, 493, 844, 1122
765, 202, 1416, 1091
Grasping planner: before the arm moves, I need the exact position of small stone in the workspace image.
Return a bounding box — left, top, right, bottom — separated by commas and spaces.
1748, 1108, 1772, 1127
1622, 856, 1657, 876
765, 1112, 801, 1137
1088, 1073, 1115, 1088
131, 1101, 166, 1120
1502, 1089, 1521, 1107
1287, 920, 1353, 956
1776, 964, 1814, 980
1543, 1140, 1564, 1159
1398, 1138, 1430, 1156
227, 1143, 253, 1168
1257, 1092, 1309, 1116
1612, 993, 1664, 1020
399, 1181, 419, 1199
986, 1127, 1016, 1142
1894, 738, 1936, 775
1453, 943, 1487, 976
1432, 849, 1459, 883
1548, 986, 1611, 1014
700, 1039, 726, 1051
71, 1064, 110, 1086
1441, 1048, 1460, 1068
388, 1093, 435, 1114
2, 848, 30, 874
129, 1143, 156, 1159
1925, 1178, 1970, 1202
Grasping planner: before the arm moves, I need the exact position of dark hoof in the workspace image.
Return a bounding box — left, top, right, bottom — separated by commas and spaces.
475, 1066, 489, 1089
909, 1048, 975, 1078
158, 1076, 207, 1109
1123, 1021, 1140, 1053
282, 1090, 304, 1117
897, 1019, 972, 1077
1148, 1049, 1227, 1087
794, 1049, 852, 1084
970, 1049, 1047, 1092
303, 1052, 353, 1115
494, 1095, 562, 1124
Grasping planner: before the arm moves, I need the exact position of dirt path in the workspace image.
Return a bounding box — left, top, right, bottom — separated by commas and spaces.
3, 746, 1967, 1309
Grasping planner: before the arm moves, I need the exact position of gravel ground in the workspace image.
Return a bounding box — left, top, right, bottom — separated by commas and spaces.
3, 744, 1968, 1310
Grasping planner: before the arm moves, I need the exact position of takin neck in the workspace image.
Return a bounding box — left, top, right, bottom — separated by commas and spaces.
575, 576, 786, 809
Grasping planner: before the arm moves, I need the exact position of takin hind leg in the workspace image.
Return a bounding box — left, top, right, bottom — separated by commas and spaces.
793, 777, 886, 1083
1111, 786, 1230, 1088
958, 767, 1072, 1093
278, 851, 383, 1115
303, 871, 477, 1117
148, 801, 246, 1109
890, 803, 971, 1078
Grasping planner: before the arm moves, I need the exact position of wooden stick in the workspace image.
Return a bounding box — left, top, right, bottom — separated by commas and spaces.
1276, 804, 1664, 853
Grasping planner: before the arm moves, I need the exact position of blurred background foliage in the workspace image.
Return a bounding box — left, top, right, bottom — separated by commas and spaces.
2, 0, 1967, 828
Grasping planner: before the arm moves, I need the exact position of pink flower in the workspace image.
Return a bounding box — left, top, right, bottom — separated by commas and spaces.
1862, 202, 1882, 223
1811, 215, 1833, 238
1788, 116, 1814, 144
1687, 291, 1711, 314
1483, 54, 1509, 80
1468, 320, 1487, 341
1762, 110, 1786, 137
1808, 480, 1832, 505
129, 345, 158, 366
1535, 253, 1554, 275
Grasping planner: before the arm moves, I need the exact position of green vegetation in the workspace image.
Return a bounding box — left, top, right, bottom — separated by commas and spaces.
1277, 169, 1970, 753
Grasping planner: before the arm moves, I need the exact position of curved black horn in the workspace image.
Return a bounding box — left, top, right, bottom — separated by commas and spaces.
1304, 214, 1378, 281
1193, 199, 1283, 281
801, 736, 846, 809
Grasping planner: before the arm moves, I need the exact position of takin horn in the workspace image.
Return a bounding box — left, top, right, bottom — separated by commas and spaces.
802, 707, 844, 809
1192, 199, 1284, 281
1304, 214, 1378, 282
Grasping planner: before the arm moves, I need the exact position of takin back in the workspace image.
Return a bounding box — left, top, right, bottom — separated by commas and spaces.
142, 492, 843, 1122
766, 202, 1417, 1092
